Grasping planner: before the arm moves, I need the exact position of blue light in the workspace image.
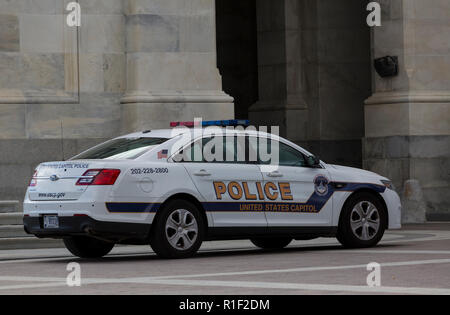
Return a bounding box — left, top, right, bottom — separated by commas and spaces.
202, 120, 250, 127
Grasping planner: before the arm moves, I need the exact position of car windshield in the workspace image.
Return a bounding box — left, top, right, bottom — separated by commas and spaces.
71, 137, 169, 160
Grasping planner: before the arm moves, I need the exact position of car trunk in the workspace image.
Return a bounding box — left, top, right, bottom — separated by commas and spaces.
28, 161, 99, 201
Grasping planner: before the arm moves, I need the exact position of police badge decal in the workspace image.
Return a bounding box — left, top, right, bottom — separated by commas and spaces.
314, 175, 330, 196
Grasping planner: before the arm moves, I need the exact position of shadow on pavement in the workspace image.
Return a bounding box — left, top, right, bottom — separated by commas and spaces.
42, 243, 404, 264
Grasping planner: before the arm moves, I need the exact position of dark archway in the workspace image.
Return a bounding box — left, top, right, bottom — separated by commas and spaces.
215, 0, 259, 119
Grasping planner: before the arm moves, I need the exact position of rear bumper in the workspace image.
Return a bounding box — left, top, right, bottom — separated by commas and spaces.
23, 216, 151, 241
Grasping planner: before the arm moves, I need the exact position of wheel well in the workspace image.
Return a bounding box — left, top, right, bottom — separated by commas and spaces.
340, 189, 389, 227
151, 193, 209, 235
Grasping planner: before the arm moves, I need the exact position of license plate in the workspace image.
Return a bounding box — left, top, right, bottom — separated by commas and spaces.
43, 215, 59, 229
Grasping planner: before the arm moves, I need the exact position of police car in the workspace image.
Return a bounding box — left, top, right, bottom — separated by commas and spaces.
23, 120, 402, 259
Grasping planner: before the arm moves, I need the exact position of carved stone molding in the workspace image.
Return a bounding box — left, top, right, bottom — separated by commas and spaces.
0, 0, 79, 104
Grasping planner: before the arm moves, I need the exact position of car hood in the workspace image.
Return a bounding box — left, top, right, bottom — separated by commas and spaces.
326, 164, 388, 184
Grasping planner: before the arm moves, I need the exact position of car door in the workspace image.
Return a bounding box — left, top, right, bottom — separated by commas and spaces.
249, 136, 333, 227
180, 135, 267, 228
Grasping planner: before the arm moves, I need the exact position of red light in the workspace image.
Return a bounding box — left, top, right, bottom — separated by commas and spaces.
29, 170, 38, 187
170, 121, 200, 128
76, 169, 121, 186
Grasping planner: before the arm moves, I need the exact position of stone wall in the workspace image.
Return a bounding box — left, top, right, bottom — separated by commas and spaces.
364, 0, 450, 220
121, 0, 234, 132
0, 0, 125, 203
0, 0, 233, 204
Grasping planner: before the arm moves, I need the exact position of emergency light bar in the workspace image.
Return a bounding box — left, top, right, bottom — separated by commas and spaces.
170, 120, 250, 128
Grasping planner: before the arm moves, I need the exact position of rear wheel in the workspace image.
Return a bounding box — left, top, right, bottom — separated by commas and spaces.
337, 192, 387, 248
251, 237, 292, 250
63, 236, 115, 258
150, 200, 205, 259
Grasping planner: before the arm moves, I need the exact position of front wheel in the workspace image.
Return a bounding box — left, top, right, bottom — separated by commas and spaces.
337, 193, 387, 248
150, 200, 205, 259
63, 236, 115, 258
251, 237, 292, 250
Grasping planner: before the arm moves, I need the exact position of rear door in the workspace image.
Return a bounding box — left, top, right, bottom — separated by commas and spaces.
179, 135, 267, 227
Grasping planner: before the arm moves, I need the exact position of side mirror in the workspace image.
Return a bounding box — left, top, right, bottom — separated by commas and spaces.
306, 155, 321, 168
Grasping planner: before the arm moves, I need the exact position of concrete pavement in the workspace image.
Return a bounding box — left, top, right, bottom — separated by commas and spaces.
0, 224, 449, 295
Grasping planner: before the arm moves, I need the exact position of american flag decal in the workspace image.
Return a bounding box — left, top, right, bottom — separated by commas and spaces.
158, 149, 168, 159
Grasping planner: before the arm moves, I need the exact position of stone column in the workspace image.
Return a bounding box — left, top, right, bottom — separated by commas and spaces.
250, 0, 371, 168
364, 0, 450, 220
249, 0, 306, 142
121, 0, 234, 132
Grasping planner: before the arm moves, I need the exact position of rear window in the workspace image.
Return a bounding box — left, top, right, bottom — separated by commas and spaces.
71, 138, 169, 160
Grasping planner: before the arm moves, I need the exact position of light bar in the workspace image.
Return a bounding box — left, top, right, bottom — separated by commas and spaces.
170, 120, 250, 128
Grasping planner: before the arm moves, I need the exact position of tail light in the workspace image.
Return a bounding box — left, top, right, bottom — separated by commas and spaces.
29, 170, 38, 187
76, 169, 121, 186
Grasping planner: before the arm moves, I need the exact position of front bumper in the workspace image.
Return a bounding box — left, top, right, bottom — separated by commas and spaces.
383, 189, 402, 229
23, 216, 151, 241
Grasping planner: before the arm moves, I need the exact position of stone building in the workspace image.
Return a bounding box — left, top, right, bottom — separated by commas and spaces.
0, 0, 448, 220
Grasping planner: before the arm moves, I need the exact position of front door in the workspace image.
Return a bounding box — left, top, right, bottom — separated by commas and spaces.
181, 135, 267, 227
250, 136, 333, 227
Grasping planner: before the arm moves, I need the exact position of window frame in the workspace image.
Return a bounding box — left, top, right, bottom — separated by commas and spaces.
172, 134, 248, 165
248, 135, 319, 169
171, 133, 324, 169
71, 137, 170, 161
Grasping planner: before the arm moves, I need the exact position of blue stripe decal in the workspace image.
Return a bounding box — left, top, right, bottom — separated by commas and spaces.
106, 202, 160, 213
339, 183, 385, 193
105, 183, 386, 214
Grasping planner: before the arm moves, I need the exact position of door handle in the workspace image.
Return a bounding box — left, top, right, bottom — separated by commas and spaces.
193, 170, 211, 177
267, 171, 283, 178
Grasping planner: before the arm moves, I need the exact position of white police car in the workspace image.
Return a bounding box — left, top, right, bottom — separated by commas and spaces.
23, 120, 401, 259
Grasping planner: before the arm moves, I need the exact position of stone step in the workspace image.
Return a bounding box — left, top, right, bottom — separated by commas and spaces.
0, 213, 23, 225
0, 237, 63, 250
0, 225, 28, 238
0, 200, 20, 213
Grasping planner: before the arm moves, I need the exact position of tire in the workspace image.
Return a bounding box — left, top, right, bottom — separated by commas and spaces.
337, 192, 387, 249
251, 237, 292, 250
63, 236, 115, 259
150, 199, 205, 259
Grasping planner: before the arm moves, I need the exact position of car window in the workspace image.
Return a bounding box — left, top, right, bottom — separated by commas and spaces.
179, 136, 246, 164
278, 142, 307, 167
71, 137, 169, 160
248, 137, 306, 167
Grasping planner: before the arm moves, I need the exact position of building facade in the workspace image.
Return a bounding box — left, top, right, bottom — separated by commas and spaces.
0, 0, 448, 220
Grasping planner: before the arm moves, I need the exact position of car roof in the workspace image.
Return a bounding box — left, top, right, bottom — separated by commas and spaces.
117, 128, 273, 140
114, 128, 315, 159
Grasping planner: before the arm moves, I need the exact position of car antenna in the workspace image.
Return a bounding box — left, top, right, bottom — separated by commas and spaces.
60, 120, 65, 161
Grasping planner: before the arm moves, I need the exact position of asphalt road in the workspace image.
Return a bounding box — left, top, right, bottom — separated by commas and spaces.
0, 224, 449, 295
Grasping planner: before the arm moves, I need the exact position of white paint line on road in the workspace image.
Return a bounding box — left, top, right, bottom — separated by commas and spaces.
130, 279, 450, 295
1, 257, 450, 294
335, 250, 450, 255
0, 277, 449, 295
0, 253, 153, 265
0, 276, 65, 282
0, 230, 449, 265
128, 258, 450, 280
0, 257, 73, 265
382, 231, 450, 244
0, 246, 450, 266
0, 282, 69, 291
